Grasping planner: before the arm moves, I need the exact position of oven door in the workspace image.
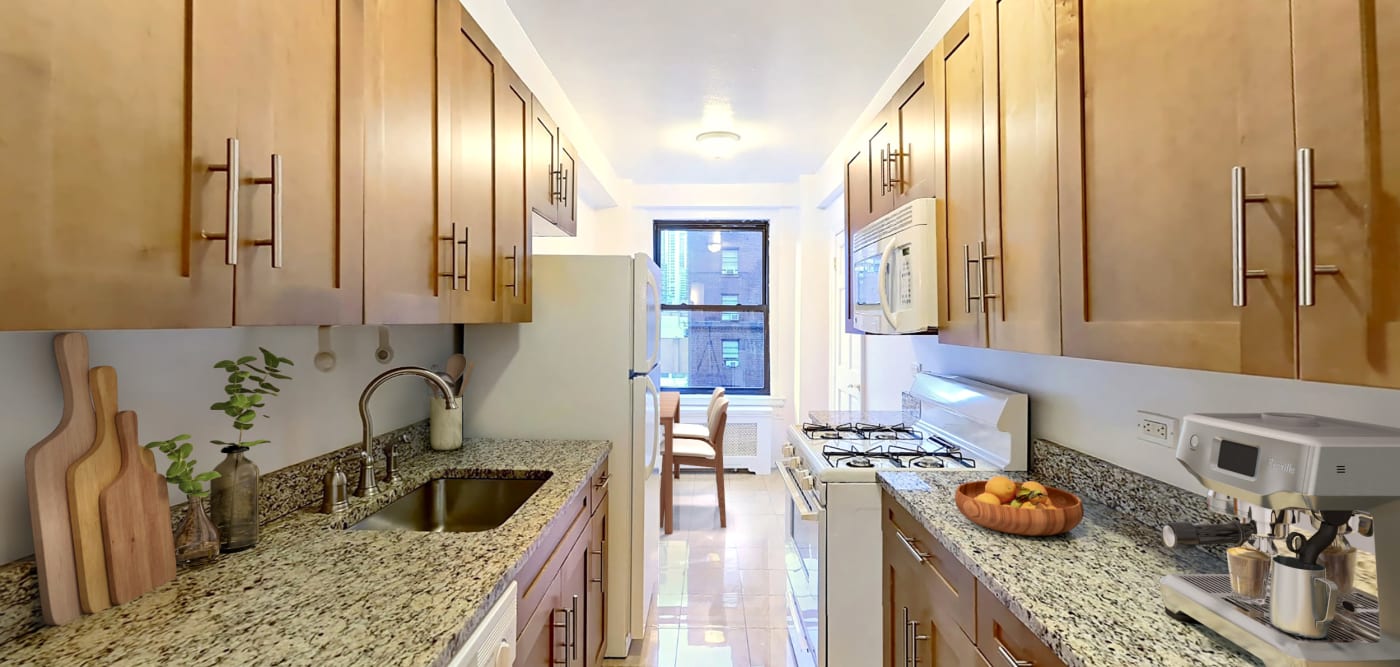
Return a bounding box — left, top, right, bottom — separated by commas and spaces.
780, 460, 822, 667
849, 239, 890, 335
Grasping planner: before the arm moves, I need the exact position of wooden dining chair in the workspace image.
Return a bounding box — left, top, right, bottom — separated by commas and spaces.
671, 387, 725, 447
671, 396, 729, 528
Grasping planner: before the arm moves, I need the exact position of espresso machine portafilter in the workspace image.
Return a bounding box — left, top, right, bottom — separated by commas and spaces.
1158, 413, 1400, 666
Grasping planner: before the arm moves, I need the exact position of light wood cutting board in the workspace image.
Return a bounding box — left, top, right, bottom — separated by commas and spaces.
100, 411, 176, 605
23, 333, 96, 625
66, 366, 122, 613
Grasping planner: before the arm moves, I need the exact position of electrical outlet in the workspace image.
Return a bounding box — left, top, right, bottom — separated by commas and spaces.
911, 362, 923, 375
1136, 410, 1178, 448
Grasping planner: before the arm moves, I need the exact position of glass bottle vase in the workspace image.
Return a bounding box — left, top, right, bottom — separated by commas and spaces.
210, 446, 260, 552
174, 497, 220, 562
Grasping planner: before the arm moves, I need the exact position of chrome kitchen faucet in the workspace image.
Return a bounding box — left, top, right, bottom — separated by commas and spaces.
355, 367, 458, 498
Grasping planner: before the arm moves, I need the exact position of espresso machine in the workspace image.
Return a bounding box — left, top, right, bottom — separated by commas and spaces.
1159, 413, 1400, 666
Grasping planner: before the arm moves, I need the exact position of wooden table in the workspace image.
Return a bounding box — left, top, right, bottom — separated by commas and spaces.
659, 391, 680, 535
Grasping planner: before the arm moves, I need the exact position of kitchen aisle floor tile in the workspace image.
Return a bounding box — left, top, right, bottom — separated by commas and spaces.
600, 471, 799, 667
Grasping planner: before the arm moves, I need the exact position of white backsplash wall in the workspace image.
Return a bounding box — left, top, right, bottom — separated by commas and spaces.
864, 336, 1400, 492
0, 324, 453, 563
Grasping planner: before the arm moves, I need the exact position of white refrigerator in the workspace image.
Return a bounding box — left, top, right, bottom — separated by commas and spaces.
460, 253, 661, 658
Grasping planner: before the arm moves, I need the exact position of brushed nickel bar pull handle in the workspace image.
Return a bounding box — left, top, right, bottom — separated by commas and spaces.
1297, 148, 1340, 307
893, 527, 929, 563
879, 146, 889, 195
570, 594, 580, 660
203, 137, 240, 265
458, 227, 471, 291
551, 608, 567, 665
910, 618, 927, 666
561, 168, 571, 206
1230, 166, 1269, 307
437, 223, 459, 290
996, 640, 1033, 667
503, 244, 521, 296
551, 167, 563, 203
590, 548, 604, 584
251, 154, 283, 268
979, 240, 999, 315
902, 607, 912, 667
963, 244, 982, 314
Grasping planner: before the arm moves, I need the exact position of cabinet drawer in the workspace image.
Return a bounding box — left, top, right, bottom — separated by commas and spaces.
885, 497, 977, 642
976, 580, 1067, 667
516, 575, 563, 667
589, 457, 610, 513
516, 493, 588, 630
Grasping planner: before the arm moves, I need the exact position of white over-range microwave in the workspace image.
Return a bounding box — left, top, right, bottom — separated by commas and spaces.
850, 198, 940, 334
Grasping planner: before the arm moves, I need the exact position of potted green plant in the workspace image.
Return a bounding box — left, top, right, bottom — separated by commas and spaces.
149, 348, 293, 554
145, 434, 220, 562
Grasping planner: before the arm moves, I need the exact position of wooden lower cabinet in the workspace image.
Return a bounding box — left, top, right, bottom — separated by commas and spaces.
882, 491, 1065, 667
515, 461, 608, 667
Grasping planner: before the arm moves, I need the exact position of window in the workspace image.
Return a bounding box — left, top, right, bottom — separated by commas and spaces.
722, 340, 740, 368
720, 294, 739, 321
720, 249, 740, 275
654, 221, 770, 394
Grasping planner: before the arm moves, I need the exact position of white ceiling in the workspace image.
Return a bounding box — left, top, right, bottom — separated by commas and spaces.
506, 0, 945, 185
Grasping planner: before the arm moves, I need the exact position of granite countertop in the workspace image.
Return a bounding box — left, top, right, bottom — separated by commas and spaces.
878, 470, 1261, 667
0, 438, 611, 667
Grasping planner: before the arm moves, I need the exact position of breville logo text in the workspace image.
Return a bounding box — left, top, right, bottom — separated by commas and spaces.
1268, 458, 1297, 475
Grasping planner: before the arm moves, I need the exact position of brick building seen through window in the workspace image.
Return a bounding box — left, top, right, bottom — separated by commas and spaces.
653, 221, 769, 394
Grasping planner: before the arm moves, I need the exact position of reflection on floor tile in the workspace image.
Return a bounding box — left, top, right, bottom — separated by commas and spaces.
600, 471, 799, 667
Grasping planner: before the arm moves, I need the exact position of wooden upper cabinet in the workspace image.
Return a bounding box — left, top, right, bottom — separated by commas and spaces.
0, 0, 234, 330
1294, 1, 1400, 388
933, 8, 988, 348
497, 65, 533, 322
845, 146, 875, 235
363, 0, 449, 325
234, 0, 364, 326
1055, 0, 1296, 375
445, 4, 499, 323
557, 135, 580, 236
868, 112, 899, 220
892, 60, 938, 207
530, 101, 561, 226
978, 0, 1061, 355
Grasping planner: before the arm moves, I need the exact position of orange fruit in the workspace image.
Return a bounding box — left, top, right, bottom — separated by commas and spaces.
1021, 481, 1048, 496
974, 492, 1002, 506
985, 476, 1018, 503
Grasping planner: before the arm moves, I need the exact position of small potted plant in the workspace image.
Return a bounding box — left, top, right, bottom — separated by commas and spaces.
149, 348, 293, 554
145, 435, 220, 562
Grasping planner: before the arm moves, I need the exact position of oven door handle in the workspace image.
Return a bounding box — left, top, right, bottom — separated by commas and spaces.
779, 462, 819, 521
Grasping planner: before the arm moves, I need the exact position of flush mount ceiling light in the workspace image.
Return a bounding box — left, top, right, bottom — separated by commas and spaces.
696, 131, 741, 159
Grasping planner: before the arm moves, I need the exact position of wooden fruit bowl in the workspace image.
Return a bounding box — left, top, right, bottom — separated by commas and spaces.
954, 481, 1084, 537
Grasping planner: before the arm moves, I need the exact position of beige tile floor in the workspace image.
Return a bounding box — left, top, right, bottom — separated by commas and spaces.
601, 471, 800, 667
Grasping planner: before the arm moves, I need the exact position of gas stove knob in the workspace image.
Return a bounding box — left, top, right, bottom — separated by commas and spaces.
798, 472, 815, 490
782, 444, 795, 458
784, 456, 801, 468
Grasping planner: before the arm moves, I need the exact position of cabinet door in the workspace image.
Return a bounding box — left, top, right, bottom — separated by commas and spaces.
933, 8, 989, 348
556, 135, 580, 237
845, 147, 875, 235
976, 581, 1068, 667
530, 101, 560, 226
0, 0, 234, 330
561, 526, 589, 667
1294, 1, 1400, 388
497, 66, 533, 322
893, 59, 938, 206
979, 0, 1061, 355
869, 111, 899, 220
446, 4, 499, 323
363, 0, 449, 324
236, 0, 364, 326
884, 515, 982, 666
517, 575, 564, 667
585, 502, 607, 666
1055, 0, 1296, 375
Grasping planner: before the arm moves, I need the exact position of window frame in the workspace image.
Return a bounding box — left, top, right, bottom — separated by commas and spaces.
653, 220, 771, 395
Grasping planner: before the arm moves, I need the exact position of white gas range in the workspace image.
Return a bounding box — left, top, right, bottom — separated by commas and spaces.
779, 374, 1028, 667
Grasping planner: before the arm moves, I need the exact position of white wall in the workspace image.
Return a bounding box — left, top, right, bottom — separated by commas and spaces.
861, 336, 1400, 492
1, 325, 452, 562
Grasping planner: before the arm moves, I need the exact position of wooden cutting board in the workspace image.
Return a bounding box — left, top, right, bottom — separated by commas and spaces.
99, 411, 176, 605
23, 333, 96, 625
66, 366, 122, 613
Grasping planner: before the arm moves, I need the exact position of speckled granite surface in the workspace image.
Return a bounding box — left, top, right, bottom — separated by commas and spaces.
806, 409, 917, 426
1031, 438, 1225, 529
0, 438, 610, 666
878, 470, 1261, 667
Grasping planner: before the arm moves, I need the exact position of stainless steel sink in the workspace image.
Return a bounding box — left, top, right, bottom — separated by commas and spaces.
349, 476, 548, 533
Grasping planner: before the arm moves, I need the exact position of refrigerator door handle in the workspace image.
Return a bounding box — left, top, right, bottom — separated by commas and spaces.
644, 377, 661, 473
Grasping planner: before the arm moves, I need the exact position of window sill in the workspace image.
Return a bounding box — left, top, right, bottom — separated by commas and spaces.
679, 394, 785, 409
